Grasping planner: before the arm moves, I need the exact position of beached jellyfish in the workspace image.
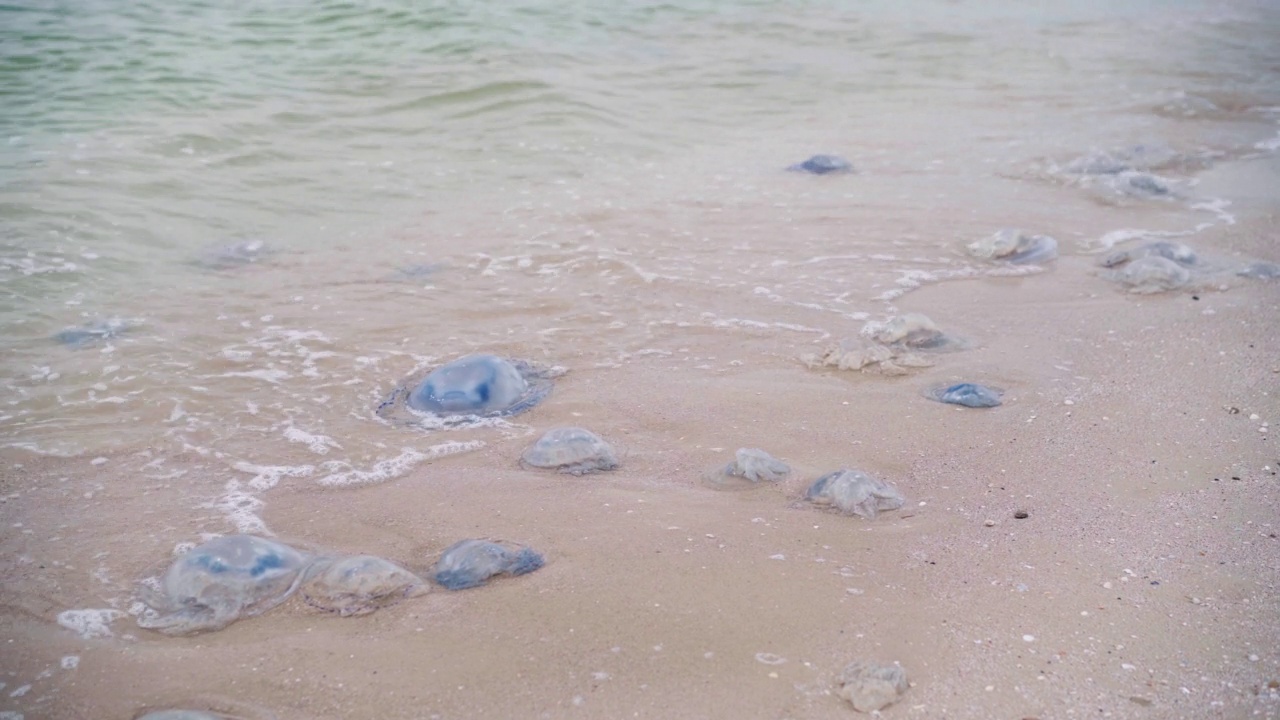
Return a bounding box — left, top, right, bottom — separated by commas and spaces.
966, 229, 1058, 265
433, 539, 544, 591
1237, 262, 1280, 280
924, 382, 1003, 408
53, 318, 131, 348
787, 155, 853, 175
520, 427, 619, 475
1118, 172, 1171, 197
1100, 241, 1197, 269
805, 470, 904, 519
1064, 144, 1181, 175
300, 555, 427, 617
137, 535, 311, 635
1102, 255, 1191, 294
198, 239, 271, 270
377, 354, 561, 424
873, 314, 962, 352
835, 661, 910, 713
704, 448, 790, 489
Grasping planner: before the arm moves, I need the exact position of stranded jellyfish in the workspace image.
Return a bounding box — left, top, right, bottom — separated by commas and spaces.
300, 555, 427, 617
966, 229, 1058, 265
924, 382, 1003, 408
787, 155, 853, 175
520, 427, 619, 475
377, 354, 559, 423
1100, 241, 1197, 269
433, 539, 544, 591
805, 469, 904, 519
704, 448, 791, 490
1102, 255, 1191, 294
873, 314, 963, 352
137, 535, 310, 635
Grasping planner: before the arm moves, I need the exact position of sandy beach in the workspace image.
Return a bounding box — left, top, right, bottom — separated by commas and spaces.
3, 152, 1277, 719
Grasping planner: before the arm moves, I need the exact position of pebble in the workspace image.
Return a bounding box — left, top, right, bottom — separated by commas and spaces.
1250, 654, 1260, 662
983, 520, 997, 527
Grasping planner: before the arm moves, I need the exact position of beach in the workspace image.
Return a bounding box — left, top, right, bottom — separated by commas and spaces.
1, 1, 1279, 718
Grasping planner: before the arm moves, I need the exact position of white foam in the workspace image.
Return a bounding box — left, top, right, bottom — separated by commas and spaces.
231, 462, 315, 491
282, 426, 342, 455
211, 480, 270, 534
56, 608, 124, 639
316, 442, 485, 487
60, 656, 79, 670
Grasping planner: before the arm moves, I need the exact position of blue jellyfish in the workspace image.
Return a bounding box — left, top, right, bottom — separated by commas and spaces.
924, 383, 1003, 408
377, 354, 560, 424
433, 539, 544, 591
136, 535, 311, 635
53, 318, 131, 348
787, 155, 854, 175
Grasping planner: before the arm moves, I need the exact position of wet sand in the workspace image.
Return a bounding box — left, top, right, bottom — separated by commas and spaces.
2, 163, 1279, 719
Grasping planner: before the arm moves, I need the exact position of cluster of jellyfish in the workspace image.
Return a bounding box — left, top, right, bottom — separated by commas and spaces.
119, 150, 1280, 717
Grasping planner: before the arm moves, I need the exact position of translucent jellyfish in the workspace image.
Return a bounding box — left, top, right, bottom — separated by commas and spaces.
520, 427, 619, 475
53, 318, 131, 348
873, 314, 962, 352
1100, 241, 1197, 269
704, 448, 790, 489
300, 555, 427, 617
786, 154, 853, 175
1117, 172, 1171, 197
137, 535, 311, 635
1237, 262, 1280, 280
433, 539, 544, 591
198, 239, 271, 270
966, 229, 1058, 265
924, 382, 1003, 408
801, 337, 934, 376
805, 470, 904, 519
1102, 255, 1191, 294
1064, 144, 1181, 175
377, 354, 561, 424
835, 661, 909, 713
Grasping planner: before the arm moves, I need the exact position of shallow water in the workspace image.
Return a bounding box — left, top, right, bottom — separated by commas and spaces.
2, 0, 1280, 715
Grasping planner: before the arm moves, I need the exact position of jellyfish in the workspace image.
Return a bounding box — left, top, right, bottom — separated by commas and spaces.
1102, 255, 1191, 293
136, 535, 311, 635
433, 539, 544, 591
1100, 241, 1197, 269
966, 229, 1058, 265
377, 354, 559, 424
704, 448, 790, 489
786, 155, 854, 175
835, 661, 910, 713
300, 555, 427, 617
924, 382, 1003, 408
805, 470, 904, 519
53, 318, 131, 348
520, 427, 619, 475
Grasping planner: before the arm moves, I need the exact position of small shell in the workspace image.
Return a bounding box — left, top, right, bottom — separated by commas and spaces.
805, 470, 904, 519
520, 427, 619, 475
433, 539, 544, 591
924, 382, 1003, 408
300, 555, 427, 617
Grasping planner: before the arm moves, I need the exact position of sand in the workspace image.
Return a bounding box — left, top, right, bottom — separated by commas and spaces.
2, 163, 1279, 719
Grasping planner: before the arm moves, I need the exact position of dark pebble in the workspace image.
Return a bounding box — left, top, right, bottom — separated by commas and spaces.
1013, 510, 1029, 519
